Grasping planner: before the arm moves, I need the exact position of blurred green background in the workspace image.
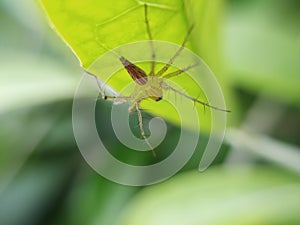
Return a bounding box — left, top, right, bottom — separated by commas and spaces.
1, 0, 300, 225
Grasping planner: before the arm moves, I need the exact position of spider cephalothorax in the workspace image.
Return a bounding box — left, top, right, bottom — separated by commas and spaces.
120, 56, 163, 105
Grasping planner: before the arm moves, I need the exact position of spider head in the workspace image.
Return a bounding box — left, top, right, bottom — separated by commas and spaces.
155, 96, 163, 102
149, 96, 162, 101
144, 77, 163, 102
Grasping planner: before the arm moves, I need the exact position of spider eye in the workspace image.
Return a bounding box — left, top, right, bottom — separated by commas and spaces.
156, 96, 163, 102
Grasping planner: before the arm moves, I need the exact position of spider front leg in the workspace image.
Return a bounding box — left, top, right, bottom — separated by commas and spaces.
162, 62, 200, 79
84, 69, 133, 104
156, 25, 195, 77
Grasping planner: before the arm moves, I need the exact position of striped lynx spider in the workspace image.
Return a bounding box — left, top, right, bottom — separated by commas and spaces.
85, 4, 230, 154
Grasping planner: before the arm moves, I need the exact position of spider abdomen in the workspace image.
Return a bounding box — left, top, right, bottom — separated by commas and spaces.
120, 56, 148, 86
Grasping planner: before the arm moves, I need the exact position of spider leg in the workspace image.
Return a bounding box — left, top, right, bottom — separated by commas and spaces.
162, 61, 200, 79
84, 69, 132, 103
136, 101, 156, 157
144, 4, 155, 76
84, 70, 158, 155
161, 82, 231, 112
156, 25, 194, 77
84, 69, 107, 99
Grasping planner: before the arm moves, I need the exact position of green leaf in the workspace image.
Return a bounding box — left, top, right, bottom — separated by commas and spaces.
39, 0, 191, 68
39, 0, 217, 68
39, 0, 231, 131
0, 161, 73, 225
115, 166, 300, 225
56, 169, 137, 225
224, 1, 300, 106
0, 52, 78, 114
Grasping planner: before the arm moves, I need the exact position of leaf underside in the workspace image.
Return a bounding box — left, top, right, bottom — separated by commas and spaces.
39, 0, 229, 131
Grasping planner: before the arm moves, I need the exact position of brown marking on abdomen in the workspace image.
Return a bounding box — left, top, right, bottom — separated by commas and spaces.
120, 56, 148, 85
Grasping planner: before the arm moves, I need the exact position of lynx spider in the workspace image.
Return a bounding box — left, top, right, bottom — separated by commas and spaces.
85, 4, 230, 155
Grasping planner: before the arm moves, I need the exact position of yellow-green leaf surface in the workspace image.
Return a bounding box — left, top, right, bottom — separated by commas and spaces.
39, 0, 230, 131
115, 167, 300, 225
